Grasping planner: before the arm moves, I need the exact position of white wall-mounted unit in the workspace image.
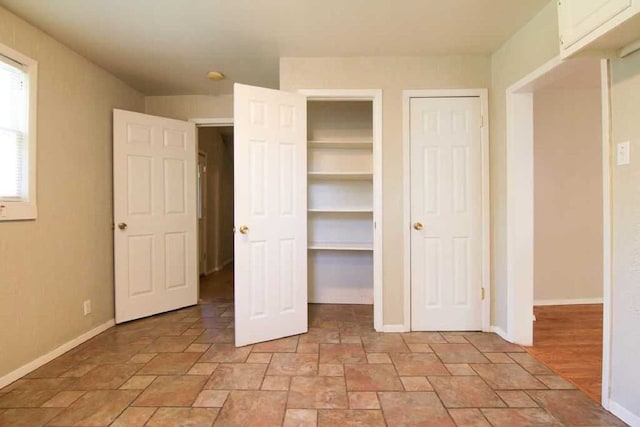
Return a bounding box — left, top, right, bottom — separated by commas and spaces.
558, 0, 640, 58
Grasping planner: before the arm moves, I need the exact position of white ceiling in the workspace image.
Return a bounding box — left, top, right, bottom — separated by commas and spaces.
0, 0, 550, 96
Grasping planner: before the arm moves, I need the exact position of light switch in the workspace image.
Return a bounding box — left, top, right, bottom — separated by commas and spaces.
617, 141, 630, 165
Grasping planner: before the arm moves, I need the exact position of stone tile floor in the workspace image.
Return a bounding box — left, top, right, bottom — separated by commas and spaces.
0, 300, 627, 426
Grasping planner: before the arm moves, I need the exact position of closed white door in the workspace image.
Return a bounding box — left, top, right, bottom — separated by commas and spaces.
113, 109, 197, 323
410, 97, 482, 331
234, 83, 308, 347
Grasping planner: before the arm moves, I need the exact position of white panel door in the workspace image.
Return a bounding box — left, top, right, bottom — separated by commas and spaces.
234, 83, 308, 347
410, 97, 482, 331
113, 109, 197, 323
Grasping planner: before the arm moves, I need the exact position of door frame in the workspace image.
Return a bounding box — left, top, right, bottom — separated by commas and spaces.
298, 89, 383, 332
197, 150, 208, 275
402, 89, 491, 333
190, 118, 234, 278
504, 56, 612, 409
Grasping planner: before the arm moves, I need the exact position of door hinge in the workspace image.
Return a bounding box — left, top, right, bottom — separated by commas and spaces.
481, 287, 486, 300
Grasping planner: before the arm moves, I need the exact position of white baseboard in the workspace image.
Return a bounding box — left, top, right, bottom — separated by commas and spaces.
309, 288, 373, 305
609, 400, 640, 426
533, 297, 603, 306
0, 319, 115, 389
490, 325, 511, 342
205, 258, 233, 276
382, 324, 409, 333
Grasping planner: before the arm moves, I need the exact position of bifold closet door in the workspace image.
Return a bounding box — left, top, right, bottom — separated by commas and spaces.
233, 83, 308, 347
410, 97, 483, 331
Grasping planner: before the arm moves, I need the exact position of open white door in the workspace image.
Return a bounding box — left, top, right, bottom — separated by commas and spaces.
113, 109, 197, 323
410, 97, 483, 331
234, 83, 308, 347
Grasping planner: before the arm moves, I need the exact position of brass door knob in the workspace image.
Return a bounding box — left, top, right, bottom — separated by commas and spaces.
118, 222, 127, 230
239, 225, 249, 234
413, 222, 423, 231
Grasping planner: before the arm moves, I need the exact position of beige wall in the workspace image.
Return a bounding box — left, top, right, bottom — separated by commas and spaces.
198, 127, 234, 273
281, 55, 491, 325
145, 95, 233, 121
610, 51, 640, 417
0, 6, 144, 379
489, 0, 560, 329
533, 85, 603, 303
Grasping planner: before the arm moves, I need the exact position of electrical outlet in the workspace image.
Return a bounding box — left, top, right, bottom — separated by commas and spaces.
83, 300, 91, 316
617, 141, 630, 165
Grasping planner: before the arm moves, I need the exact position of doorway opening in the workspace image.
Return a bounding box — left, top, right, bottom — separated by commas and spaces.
194, 88, 383, 346
197, 125, 235, 301
505, 58, 611, 407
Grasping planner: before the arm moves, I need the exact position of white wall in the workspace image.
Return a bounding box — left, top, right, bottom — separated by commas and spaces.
0, 6, 144, 379
281, 55, 491, 325
533, 72, 603, 304
609, 51, 640, 420
145, 94, 233, 120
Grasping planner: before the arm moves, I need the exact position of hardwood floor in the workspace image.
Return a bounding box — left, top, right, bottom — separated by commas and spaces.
526, 304, 603, 403
200, 264, 234, 301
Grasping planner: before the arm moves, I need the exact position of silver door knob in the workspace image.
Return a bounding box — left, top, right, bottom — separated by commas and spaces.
118, 222, 127, 230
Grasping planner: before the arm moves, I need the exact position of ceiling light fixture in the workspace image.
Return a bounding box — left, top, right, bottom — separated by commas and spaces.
207, 71, 225, 81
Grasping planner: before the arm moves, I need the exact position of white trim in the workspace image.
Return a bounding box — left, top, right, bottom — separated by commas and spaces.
197, 150, 208, 277
508, 57, 564, 94
300, 89, 384, 332
505, 56, 613, 408
190, 118, 234, 127
0, 319, 115, 389
402, 89, 491, 333
382, 324, 409, 333
609, 400, 640, 427
505, 56, 566, 346
490, 325, 510, 341
600, 58, 613, 411
534, 298, 604, 306
205, 258, 234, 276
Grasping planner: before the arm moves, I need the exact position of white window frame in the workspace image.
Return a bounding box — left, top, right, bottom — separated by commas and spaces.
0, 43, 38, 221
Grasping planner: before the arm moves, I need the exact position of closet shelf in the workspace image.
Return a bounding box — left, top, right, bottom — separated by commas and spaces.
308, 140, 373, 149
308, 172, 373, 181
308, 242, 373, 251
308, 208, 373, 213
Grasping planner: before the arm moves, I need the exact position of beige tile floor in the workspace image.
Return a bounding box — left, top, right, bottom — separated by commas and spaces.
0, 271, 627, 426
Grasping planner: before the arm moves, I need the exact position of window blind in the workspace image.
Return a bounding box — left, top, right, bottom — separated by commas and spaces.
0, 57, 27, 200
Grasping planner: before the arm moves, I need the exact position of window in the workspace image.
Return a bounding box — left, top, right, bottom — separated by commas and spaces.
0, 43, 37, 221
